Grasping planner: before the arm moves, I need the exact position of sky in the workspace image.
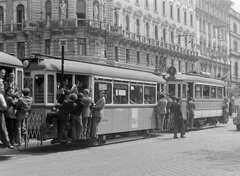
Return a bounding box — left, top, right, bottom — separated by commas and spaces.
231, 0, 240, 12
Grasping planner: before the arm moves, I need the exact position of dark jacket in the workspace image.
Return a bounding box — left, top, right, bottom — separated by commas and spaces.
4, 96, 16, 119
71, 99, 85, 116
58, 100, 76, 115
15, 96, 33, 114
172, 102, 182, 120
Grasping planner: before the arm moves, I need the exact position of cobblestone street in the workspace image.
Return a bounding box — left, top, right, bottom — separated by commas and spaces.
1, 120, 240, 176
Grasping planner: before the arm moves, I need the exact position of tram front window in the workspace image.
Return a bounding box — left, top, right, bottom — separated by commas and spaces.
48, 75, 54, 103
144, 86, 156, 104
211, 86, 217, 99
130, 85, 143, 104
34, 75, 44, 103
168, 84, 175, 97
217, 87, 223, 99
94, 82, 112, 104
113, 84, 128, 104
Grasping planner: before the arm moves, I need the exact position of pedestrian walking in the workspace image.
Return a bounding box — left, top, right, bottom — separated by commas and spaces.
187, 97, 196, 128
222, 97, 229, 124
165, 94, 173, 130
156, 94, 167, 131
173, 98, 185, 139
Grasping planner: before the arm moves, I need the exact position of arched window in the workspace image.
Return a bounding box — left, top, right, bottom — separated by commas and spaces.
114, 10, 118, 26
155, 25, 158, 40
136, 19, 140, 35
146, 22, 149, 37
77, 0, 86, 18
235, 62, 238, 78
17, 4, 25, 23
0, 6, 4, 23
125, 15, 130, 31
76, 0, 86, 26
46, 0, 52, 19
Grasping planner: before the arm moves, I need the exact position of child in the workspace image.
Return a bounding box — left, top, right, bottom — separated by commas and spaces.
15, 88, 33, 145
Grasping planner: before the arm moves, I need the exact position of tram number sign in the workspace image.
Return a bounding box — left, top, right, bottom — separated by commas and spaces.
168, 66, 177, 77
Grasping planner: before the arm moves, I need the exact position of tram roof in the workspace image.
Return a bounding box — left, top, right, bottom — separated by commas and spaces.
167, 74, 225, 85
0, 52, 23, 67
35, 59, 166, 83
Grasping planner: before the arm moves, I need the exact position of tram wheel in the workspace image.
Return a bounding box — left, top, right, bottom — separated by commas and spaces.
98, 135, 106, 145
143, 130, 150, 138
236, 125, 240, 131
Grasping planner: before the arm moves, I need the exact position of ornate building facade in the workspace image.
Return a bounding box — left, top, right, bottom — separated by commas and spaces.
229, 8, 240, 88
195, 0, 232, 78
0, 0, 198, 76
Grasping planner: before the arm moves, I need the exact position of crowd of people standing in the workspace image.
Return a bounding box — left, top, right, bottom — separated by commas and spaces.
0, 69, 33, 149
46, 78, 106, 143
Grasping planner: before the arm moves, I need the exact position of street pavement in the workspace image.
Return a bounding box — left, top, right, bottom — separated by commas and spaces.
1, 119, 240, 176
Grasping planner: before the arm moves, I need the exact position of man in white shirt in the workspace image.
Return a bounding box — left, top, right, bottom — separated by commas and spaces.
0, 69, 6, 94
0, 93, 14, 149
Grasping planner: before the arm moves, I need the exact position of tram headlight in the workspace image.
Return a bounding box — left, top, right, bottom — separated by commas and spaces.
23, 60, 30, 68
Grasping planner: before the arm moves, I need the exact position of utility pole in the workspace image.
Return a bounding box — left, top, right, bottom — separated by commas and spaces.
61, 45, 64, 88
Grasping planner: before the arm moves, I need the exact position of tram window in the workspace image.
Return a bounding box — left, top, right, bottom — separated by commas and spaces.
178, 84, 181, 98
211, 86, 217, 99
113, 84, 128, 104
17, 70, 22, 96
168, 84, 175, 97
34, 75, 44, 103
203, 85, 210, 99
75, 75, 89, 93
130, 85, 143, 104
217, 87, 223, 99
94, 82, 112, 104
48, 75, 54, 103
195, 84, 202, 99
182, 84, 187, 98
144, 86, 156, 104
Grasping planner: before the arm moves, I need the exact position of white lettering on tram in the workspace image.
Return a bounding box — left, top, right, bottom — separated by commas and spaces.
131, 108, 138, 128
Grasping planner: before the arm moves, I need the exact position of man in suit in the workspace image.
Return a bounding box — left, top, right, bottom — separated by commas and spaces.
173, 98, 185, 139
90, 90, 106, 140
82, 89, 93, 140
187, 97, 196, 128
156, 94, 167, 131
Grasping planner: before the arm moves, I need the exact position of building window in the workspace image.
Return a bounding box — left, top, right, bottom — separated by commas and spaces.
146, 53, 150, 66
185, 62, 188, 73
154, 0, 157, 11
136, 19, 140, 35
126, 15, 130, 31
17, 42, 25, 60
178, 61, 181, 72
76, 0, 86, 26
126, 49, 130, 63
155, 25, 158, 40
114, 10, 118, 26
234, 41, 238, 52
77, 38, 86, 55
184, 11, 187, 25
190, 14, 193, 27
185, 36, 188, 47
162, 1, 165, 15
171, 59, 174, 66
0, 43, 3, 51
162, 28, 166, 42
235, 62, 238, 78
0, 6, 4, 23
233, 23, 237, 33
137, 51, 140, 65
46, 0, 52, 19
203, 20, 206, 32
178, 34, 181, 45
45, 39, 51, 55
115, 46, 119, 61
177, 8, 180, 21
170, 5, 173, 18
146, 22, 149, 37
145, 0, 149, 8
17, 4, 25, 30
171, 31, 174, 43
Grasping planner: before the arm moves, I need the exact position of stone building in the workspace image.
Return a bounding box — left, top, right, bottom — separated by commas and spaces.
229, 8, 240, 88
195, 0, 232, 78
0, 0, 198, 75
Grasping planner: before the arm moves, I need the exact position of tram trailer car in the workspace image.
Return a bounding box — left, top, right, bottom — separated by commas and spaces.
23, 56, 166, 144
167, 73, 226, 128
